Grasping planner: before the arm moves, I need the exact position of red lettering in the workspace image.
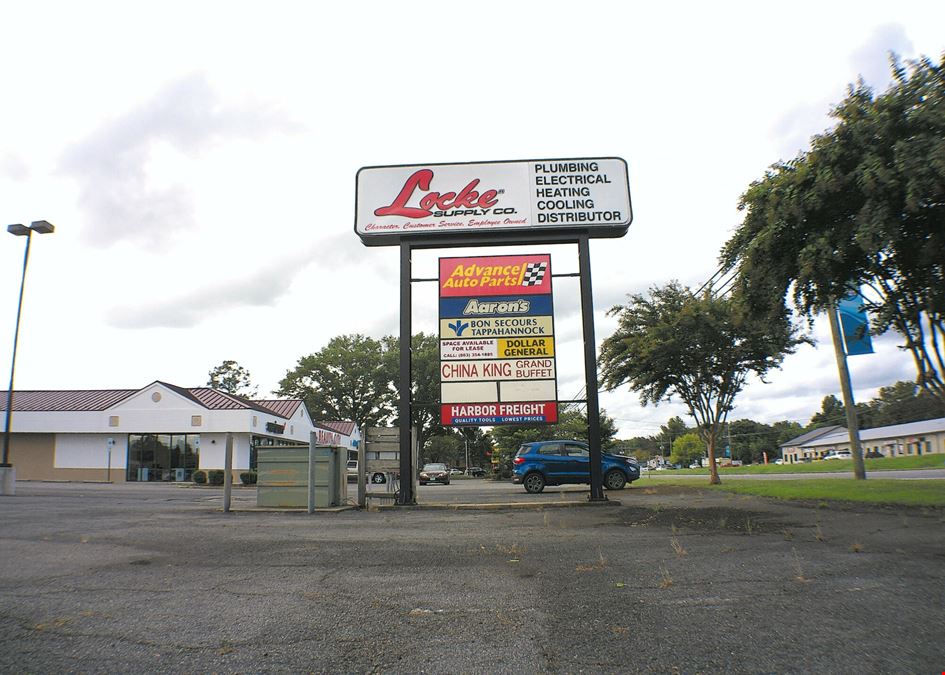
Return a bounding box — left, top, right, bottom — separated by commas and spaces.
374, 170, 501, 218
375, 169, 434, 218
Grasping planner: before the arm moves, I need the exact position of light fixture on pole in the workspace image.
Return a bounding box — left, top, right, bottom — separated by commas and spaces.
2, 220, 55, 497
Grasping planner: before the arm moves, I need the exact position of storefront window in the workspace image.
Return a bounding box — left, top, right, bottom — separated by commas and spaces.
127, 434, 199, 481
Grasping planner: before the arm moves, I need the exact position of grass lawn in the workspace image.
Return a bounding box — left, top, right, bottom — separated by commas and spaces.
668, 454, 945, 475
649, 478, 945, 507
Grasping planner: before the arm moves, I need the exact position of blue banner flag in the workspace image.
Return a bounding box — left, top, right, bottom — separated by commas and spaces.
837, 291, 874, 356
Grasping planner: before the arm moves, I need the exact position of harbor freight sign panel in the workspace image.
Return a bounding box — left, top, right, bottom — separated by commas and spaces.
355, 158, 631, 246
439, 254, 558, 426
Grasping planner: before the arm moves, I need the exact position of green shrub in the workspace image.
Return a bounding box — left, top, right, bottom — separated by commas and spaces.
240, 470, 257, 485
207, 470, 225, 486
192, 470, 207, 485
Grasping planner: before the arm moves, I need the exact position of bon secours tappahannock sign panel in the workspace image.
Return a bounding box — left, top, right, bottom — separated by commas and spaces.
438, 254, 558, 426
355, 158, 631, 246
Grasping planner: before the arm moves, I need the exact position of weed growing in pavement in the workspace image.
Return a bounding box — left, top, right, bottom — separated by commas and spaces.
850, 542, 864, 553
33, 618, 70, 631
497, 543, 526, 561
718, 516, 728, 529
792, 548, 809, 583
814, 524, 827, 542
782, 529, 794, 541
671, 522, 679, 535
659, 566, 673, 589
671, 536, 687, 557
576, 548, 608, 572
746, 517, 753, 536
496, 609, 516, 626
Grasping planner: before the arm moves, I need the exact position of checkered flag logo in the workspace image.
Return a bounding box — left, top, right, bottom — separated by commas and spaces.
522, 262, 547, 286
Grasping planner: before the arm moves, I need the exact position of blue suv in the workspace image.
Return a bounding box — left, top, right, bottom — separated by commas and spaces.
512, 440, 641, 493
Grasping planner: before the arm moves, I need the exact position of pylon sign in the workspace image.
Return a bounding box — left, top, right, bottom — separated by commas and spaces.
355, 158, 632, 246
439, 254, 558, 426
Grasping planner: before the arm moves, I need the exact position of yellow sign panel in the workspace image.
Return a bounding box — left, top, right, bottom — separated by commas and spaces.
497, 337, 554, 358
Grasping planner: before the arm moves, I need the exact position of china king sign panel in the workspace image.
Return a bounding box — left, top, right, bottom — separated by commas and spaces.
439, 254, 558, 426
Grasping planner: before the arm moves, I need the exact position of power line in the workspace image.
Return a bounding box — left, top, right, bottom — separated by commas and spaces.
695, 264, 737, 298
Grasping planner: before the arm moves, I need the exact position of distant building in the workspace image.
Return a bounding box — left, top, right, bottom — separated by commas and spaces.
780, 418, 945, 463
780, 426, 845, 464
1, 381, 358, 482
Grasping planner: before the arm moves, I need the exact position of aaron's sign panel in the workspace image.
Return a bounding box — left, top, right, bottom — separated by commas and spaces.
439, 254, 558, 426
355, 158, 631, 246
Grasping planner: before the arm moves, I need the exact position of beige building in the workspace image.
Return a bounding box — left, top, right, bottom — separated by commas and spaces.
780, 418, 945, 463
1, 381, 359, 483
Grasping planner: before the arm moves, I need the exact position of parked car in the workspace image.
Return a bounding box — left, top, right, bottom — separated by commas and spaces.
468, 467, 486, 477
346, 460, 358, 482
824, 450, 853, 461
419, 463, 450, 485
773, 458, 784, 465
512, 440, 641, 494
865, 450, 884, 458
449, 468, 464, 476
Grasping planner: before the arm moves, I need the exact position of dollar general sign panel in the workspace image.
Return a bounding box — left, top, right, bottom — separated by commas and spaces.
439, 254, 558, 426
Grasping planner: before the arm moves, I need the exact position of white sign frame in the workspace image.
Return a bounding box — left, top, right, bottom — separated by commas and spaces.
355, 157, 631, 246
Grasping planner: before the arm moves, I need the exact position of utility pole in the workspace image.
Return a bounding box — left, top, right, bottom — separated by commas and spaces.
827, 305, 867, 480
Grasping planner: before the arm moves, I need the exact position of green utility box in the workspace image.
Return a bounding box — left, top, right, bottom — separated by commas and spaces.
256, 444, 345, 508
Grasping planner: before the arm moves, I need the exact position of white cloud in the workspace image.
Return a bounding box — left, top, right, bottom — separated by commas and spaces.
59, 74, 299, 249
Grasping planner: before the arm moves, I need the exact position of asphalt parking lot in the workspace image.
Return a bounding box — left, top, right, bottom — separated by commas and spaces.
1, 480, 943, 673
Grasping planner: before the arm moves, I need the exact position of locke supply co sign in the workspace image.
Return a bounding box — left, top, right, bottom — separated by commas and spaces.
439, 254, 558, 426
355, 158, 631, 246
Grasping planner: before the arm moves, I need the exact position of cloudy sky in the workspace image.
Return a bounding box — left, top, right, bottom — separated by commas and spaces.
1, 2, 942, 437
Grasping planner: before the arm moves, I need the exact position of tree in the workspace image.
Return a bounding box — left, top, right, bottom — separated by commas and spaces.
670, 433, 704, 467
423, 433, 464, 465
868, 380, 942, 426
455, 426, 493, 470
658, 416, 689, 458
382, 332, 441, 453
721, 54, 945, 412
489, 405, 619, 458
207, 360, 258, 398
599, 281, 805, 484
810, 395, 846, 428
614, 437, 659, 461
276, 334, 394, 426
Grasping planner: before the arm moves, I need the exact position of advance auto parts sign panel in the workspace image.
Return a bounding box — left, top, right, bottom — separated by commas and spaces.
439, 253, 558, 426
355, 158, 631, 246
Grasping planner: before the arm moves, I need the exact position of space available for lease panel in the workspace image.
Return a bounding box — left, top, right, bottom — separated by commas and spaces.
438, 254, 558, 426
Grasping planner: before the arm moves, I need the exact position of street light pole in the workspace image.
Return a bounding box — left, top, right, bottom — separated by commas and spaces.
2, 221, 54, 496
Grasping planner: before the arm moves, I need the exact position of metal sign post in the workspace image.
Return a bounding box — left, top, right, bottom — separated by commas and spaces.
223, 433, 233, 513
106, 437, 114, 484
579, 235, 605, 501
398, 243, 415, 505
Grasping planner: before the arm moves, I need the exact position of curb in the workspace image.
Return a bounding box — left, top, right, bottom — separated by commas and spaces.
374, 499, 622, 511
219, 505, 359, 514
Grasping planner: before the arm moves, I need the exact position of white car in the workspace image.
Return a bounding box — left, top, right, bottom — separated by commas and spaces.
823, 451, 852, 461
